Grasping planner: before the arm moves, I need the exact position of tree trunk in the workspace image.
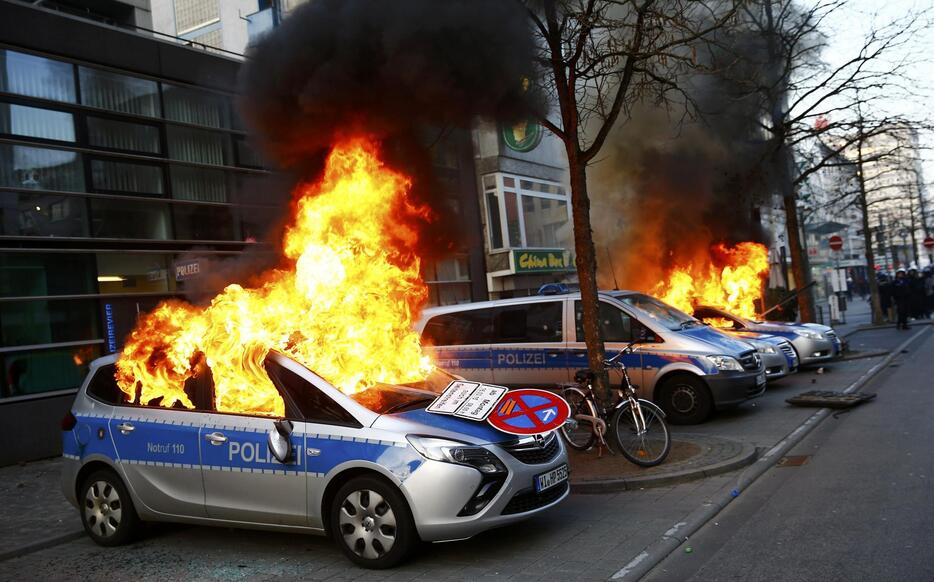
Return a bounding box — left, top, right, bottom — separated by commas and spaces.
855, 136, 884, 324
568, 160, 608, 400
774, 141, 815, 322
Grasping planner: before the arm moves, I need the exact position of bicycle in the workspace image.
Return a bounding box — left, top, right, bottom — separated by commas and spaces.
559, 343, 671, 467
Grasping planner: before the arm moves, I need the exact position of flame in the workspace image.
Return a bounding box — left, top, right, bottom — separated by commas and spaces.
116, 137, 434, 416
651, 242, 769, 326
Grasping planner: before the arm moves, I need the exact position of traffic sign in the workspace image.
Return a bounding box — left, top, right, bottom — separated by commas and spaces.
828, 235, 844, 251
487, 389, 570, 435
924, 236, 934, 249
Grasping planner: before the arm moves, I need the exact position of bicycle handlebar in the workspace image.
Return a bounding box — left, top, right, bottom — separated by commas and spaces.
601, 342, 638, 368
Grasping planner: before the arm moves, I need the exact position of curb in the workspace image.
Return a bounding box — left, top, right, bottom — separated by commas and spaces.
572, 441, 758, 494
843, 319, 933, 338
610, 325, 931, 581
0, 530, 85, 563
837, 349, 889, 362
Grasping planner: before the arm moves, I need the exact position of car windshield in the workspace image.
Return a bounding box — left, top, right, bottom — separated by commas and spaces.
619, 293, 699, 331
348, 367, 455, 414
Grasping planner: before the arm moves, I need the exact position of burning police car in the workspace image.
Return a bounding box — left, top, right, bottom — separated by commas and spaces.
61, 352, 569, 568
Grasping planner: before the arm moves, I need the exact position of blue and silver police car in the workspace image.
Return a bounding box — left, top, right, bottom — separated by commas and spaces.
417, 290, 766, 425
61, 352, 569, 568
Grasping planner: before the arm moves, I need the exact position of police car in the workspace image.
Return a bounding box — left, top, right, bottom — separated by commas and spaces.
61, 352, 569, 568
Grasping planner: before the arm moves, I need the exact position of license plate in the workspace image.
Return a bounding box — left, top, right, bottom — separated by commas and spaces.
756, 372, 766, 386
535, 463, 569, 493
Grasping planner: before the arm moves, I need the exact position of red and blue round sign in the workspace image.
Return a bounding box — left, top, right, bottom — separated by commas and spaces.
487, 389, 570, 435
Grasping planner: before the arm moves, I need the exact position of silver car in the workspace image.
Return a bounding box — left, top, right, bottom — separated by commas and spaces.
61, 352, 569, 568
724, 331, 798, 380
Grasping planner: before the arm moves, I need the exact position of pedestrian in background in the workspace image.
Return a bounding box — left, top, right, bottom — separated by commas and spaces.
878, 273, 893, 322
924, 267, 934, 318
908, 268, 925, 320
893, 269, 911, 329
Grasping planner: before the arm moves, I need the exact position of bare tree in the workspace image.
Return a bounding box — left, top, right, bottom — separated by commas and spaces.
522, 0, 735, 397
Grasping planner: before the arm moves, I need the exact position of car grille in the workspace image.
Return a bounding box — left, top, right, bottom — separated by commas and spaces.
779, 342, 797, 363
501, 481, 569, 515
738, 350, 761, 371
501, 432, 561, 465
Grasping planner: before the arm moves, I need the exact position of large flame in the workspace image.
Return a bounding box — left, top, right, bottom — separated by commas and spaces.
652, 242, 769, 325
116, 137, 433, 416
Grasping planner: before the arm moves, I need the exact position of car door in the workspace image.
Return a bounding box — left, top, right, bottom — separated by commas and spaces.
420, 308, 494, 383
568, 300, 643, 393
490, 300, 568, 388
107, 366, 208, 518
197, 368, 307, 526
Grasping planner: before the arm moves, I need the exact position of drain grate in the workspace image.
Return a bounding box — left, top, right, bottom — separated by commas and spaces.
777, 455, 811, 467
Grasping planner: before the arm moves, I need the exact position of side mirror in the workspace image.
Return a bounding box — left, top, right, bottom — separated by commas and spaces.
267, 418, 294, 464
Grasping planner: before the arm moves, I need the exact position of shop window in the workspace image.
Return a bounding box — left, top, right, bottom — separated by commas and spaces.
79, 66, 160, 117
91, 159, 164, 196
167, 125, 231, 166
0, 191, 89, 238
89, 198, 171, 239
1, 344, 101, 398
0, 298, 99, 347
0, 102, 75, 142
0, 50, 76, 103
0, 143, 85, 192
0, 253, 95, 298
96, 253, 174, 295
170, 165, 227, 202
522, 196, 569, 248
86, 117, 160, 154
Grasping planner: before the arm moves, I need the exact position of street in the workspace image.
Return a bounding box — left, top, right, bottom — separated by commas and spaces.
644, 326, 934, 582
0, 317, 928, 581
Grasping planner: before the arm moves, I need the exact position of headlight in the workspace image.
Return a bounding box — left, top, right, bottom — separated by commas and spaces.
750, 341, 776, 354
406, 435, 507, 475
705, 355, 744, 371
797, 329, 824, 340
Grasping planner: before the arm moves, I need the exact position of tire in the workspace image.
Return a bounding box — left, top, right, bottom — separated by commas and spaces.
611, 400, 671, 467
656, 375, 713, 425
559, 388, 596, 451
79, 469, 141, 547
330, 475, 418, 569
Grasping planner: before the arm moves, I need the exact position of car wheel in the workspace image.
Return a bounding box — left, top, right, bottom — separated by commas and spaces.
330, 475, 418, 568
80, 469, 140, 546
657, 375, 713, 425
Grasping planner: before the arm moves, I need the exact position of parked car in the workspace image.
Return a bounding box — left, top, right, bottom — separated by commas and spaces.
692, 305, 842, 366
723, 330, 798, 380
417, 290, 766, 425
62, 352, 569, 569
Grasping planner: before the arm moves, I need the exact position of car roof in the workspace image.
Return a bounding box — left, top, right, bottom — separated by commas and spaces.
420, 289, 639, 319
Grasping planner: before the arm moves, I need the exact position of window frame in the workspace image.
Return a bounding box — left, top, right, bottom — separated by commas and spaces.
263, 356, 363, 428
482, 173, 571, 251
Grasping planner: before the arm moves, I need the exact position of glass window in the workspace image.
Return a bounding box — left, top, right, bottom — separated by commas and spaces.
91, 159, 164, 196
172, 204, 238, 241
491, 302, 563, 344
1, 344, 101, 398
0, 253, 95, 298
522, 196, 569, 248
85, 363, 124, 404
575, 301, 633, 343
504, 191, 522, 247
0, 103, 74, 142
86, 117, 160, 154
0, 49, 76, 103
264, 357, 360, 426
234, 137, 264, 168
426, 257, 470, 282
421, 309, 494, 346
0, 298, 99, 347
0, 192, 89, 238
0, 144, 85, 192
78, 67, 160, 117
427, 282, 472, 306
618, 293, 695, 331
89, 199, 171, 239
167, 125, 231, 166
486, 191, 503, 249
163, 84, 230, 129
96, 253, 175, 295
175, 0, 220, 33
170, 165, 227, 202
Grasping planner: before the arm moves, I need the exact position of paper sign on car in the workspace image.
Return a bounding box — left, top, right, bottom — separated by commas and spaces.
427, 381, 508, 421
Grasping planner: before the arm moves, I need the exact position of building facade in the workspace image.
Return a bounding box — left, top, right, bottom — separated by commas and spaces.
0, 0, 280, 464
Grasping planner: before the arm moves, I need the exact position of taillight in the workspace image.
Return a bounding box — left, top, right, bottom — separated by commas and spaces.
61, 412, 77, 431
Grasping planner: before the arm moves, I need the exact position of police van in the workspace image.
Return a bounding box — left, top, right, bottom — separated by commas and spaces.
417, 290, 766, 425
61, 352, 569, 568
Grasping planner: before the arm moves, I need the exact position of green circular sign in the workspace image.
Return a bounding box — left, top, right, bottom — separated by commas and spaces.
502, 119, 543, 152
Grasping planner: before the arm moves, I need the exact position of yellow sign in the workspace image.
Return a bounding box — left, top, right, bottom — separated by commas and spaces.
514, 249, 574, 273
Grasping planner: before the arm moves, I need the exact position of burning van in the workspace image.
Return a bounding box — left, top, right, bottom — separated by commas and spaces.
418, 290, 766, 425
61, 352, 569, 568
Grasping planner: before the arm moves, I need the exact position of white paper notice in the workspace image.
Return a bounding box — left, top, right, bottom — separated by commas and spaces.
427, 381, 508, 421
427, 381, 480, 414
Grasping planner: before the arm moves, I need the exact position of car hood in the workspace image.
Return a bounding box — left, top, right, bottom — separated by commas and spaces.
745, 321, 833, 335
371, 408, 513, 446
724, 330, 785, 345
676, 325, 757, 356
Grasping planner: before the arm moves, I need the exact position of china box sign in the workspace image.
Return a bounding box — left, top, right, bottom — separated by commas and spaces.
513, 249, 575, 274
174, 259, 202, 281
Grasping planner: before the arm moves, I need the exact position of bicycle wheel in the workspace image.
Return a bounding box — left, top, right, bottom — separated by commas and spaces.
560, 388, 596, 451
611, 399, 671, 467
